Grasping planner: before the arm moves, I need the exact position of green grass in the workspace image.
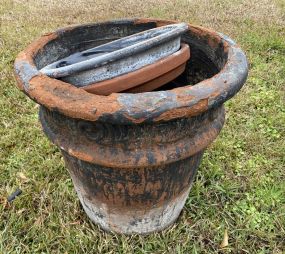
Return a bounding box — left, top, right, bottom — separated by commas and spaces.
0, 0, 284, 253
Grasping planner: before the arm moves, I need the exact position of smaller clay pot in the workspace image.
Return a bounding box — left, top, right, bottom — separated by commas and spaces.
83, 43, 190, 95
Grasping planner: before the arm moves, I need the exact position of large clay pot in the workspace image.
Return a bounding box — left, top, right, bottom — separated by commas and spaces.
14, 18, 248, 234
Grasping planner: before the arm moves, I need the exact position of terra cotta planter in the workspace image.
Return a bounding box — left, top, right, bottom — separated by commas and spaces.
14, 18, 248, 235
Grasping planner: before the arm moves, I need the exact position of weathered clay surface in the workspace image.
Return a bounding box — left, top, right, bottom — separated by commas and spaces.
39, 105, 224, 168
14, 18, 248, 234
63, 150, 201, 234
38, 104, 225, 233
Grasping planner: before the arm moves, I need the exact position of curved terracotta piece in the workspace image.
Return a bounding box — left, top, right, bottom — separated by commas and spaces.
125, 63, 186, 93
14, 18, 248, 235
83, 43, 190, 95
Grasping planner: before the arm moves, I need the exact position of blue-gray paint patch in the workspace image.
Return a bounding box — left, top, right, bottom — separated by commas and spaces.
14, 61, 39, 91
218, 32, 236, 46
117, 91, 178, 120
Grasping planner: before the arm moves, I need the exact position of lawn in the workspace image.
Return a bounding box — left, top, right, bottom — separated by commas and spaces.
0, 0, 284, 253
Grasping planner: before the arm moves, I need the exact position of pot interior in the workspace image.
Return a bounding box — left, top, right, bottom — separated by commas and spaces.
34, 20, 228, 92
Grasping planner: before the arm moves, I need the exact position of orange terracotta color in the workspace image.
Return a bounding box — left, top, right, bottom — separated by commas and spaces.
125, 63, 186, 93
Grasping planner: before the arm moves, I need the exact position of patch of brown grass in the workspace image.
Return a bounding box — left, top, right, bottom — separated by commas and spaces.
2, 0, 285, 39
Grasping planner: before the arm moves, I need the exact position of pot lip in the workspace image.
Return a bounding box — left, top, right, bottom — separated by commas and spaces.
39, 23, 188, 78
14, 18, 248, 124
82, 43, 190, 95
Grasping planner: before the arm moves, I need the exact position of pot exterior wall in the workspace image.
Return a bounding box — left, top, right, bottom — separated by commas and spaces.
62, 150, 203, 234
39, 105, 225, 234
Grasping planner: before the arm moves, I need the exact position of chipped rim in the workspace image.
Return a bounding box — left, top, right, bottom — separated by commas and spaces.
14, 18, 248, 124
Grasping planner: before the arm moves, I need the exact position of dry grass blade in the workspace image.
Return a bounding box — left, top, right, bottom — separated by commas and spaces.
220, 229, 229, 248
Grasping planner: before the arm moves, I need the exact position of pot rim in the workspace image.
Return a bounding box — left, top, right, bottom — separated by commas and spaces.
14, 18, 248, 124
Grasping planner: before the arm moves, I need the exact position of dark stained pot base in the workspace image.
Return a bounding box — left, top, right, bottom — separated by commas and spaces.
62, 150, 203, 234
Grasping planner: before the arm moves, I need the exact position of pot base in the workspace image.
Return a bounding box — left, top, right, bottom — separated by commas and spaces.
77, 184, 191, 234
62, 150, 204, 234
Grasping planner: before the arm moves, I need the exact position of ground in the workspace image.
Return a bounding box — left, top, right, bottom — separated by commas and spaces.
0, 0, 284, 253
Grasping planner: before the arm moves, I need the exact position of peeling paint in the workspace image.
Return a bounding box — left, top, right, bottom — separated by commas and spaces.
14, 61, 39, 91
